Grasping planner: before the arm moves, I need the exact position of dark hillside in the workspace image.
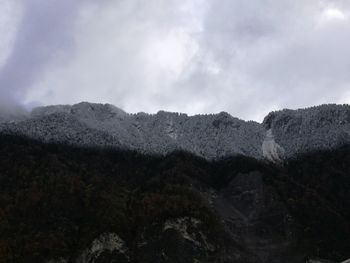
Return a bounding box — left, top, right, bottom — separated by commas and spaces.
0, 134, 349, 262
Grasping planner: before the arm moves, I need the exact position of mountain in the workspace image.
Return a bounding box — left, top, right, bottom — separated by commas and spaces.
1, 102, 350, 162
263, 104, 350, 159
0, 102, 264, 159
0, 134, 349, 263
1, 103, 350, 262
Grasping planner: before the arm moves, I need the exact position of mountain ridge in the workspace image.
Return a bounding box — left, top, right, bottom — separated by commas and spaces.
1, 102, 349, 162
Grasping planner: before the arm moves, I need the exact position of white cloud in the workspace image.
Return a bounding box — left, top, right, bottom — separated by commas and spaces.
324, 8, 347, 20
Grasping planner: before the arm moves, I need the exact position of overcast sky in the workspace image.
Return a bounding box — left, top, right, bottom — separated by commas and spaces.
0, 0, 350, 121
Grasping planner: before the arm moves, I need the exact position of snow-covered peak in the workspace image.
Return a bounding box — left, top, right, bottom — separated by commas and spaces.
71, 102, 127, 120
263, 104, 350, 129
31, 102, 127, 120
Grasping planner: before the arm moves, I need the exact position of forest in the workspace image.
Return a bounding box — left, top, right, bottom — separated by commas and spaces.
0, 133, 349, 263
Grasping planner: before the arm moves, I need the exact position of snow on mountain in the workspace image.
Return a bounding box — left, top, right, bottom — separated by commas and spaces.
263, 104, 350, 159
1, 102, 350, 161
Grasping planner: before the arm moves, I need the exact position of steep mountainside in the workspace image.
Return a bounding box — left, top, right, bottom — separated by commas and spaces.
0, 134, 349, 263
1, 103, 350, 161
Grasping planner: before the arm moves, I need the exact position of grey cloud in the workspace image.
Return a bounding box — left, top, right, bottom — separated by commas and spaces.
23, 0, 203, 113
1, 0, 350, 121
0, 0, 90, 110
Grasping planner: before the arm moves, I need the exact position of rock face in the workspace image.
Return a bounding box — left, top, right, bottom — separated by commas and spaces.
1, 102, 350, 161
262, 129, 285, 162
76, 233, 129, 263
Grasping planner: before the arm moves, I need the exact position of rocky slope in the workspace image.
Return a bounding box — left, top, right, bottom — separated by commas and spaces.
1, 102, 350, 161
